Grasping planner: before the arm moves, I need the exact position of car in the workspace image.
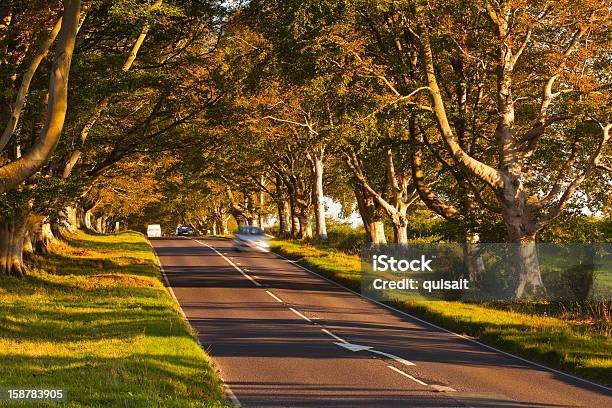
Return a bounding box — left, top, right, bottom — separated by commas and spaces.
233, 225, 270, 252
176, 225, 194, 236
147, 224, 162, 238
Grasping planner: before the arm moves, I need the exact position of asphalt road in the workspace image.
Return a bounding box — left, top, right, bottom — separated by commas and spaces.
151, 237, 612, 408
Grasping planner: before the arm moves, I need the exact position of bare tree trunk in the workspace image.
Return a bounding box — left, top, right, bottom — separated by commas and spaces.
312, 153, 327, 240
354, 186, 387, 245
392, 214, 409, 245
369, 221, 386, 245
22, 230, 34, 259
298, 208, 313, 240
277, 200, 291, 238
78, 208, 93, 230
221, 216, 229, 234
499, 188, 545, 297
512, 234, 544, 298
0, 16, 63, 151
0, 0, 82, 194
34, 222, 55, 253
95, 215, 106, 233
0, 208, 29, 276
288, 195, 300, 239
463, 232, 485, 282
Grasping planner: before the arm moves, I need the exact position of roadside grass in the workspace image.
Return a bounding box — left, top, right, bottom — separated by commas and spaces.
271, 239, 612, 386
0, 231, 228, 407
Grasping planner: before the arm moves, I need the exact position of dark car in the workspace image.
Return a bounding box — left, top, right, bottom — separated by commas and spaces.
176, 225, 194, 236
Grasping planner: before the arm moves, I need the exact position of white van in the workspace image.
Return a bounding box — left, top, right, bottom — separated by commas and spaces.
147, 224, 162, 238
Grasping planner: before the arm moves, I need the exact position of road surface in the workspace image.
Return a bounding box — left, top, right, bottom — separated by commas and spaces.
151, 237, 612, 407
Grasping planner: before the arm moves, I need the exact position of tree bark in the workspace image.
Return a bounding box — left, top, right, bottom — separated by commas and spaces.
22, 230, 34, 259
0, 208, 29, 276
220, 216, 229, 235
0, 16, 63, 152
33, 221, 55, 253
78, 208, 93, 230
354, 186, 387, 245
392, 214, 409, 245
298, 208, 313, 240
312, 152, 327, 240
463, 232, 485, 282
277, 200, 291, 238
0, 0, 82, 194
513, 236, 544, 298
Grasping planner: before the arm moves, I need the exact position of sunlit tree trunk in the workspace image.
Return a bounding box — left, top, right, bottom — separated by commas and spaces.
297, 207, 313, 240
277, 200, 291, 238
0, 207, 29, 276
311, 151, 327, 240
0, 0, 82, 194
354, 186, 387, 245
392, 215, 408, 245
33, 221, 55, 253
220, 215, 229, 235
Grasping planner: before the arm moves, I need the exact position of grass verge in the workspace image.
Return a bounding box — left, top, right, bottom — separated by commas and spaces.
271, 239, 612, 386
0, 230, 228, 407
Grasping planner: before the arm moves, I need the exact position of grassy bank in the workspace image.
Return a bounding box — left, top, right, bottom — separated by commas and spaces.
0, 231, 227, 407
271, 239, 612, 386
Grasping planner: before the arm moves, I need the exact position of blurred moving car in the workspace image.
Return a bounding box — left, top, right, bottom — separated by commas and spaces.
176, 225, 194, 236
147, 224, 162, 238
233, 225, 270, 252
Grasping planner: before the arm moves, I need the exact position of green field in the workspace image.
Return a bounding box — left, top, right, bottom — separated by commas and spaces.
271, 239, 612, 386
0, 231, 228, 407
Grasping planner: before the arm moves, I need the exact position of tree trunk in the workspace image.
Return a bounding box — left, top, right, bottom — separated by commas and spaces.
0, 0, 82, 194
298, 208, 313, 240
392, 214, 409, 245
34, 221, 55, 253
369, 221, 387, 245
212, 222, 218, 236
220, 216, 229, 235
500, 188, 545, 297
0, 209, 29, 276
277, 200, 291, 238
95, 216, 106, 233
63, 205, 78, 231
312, 154, 327, 240
513, 236, 544, 299
354, 186, 387, 245
78, 208, 93, 230
463, 232, 485, 282
22, 231, 34, 259
288, 195, 300, 239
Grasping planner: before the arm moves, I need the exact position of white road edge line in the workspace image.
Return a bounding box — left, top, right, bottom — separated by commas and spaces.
266, 290, 284, 303
387, 365, 428, 386
272, 251, 612, 393
321, 328, 347, 344
148, 241, 242, 407
194, 240, 261, 287
289, 307, 312, 322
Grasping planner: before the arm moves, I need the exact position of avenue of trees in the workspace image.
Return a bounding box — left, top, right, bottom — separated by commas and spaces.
1, 0, 610, 298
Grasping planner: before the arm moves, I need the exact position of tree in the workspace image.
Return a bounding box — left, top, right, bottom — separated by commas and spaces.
0, 0, 82, 276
